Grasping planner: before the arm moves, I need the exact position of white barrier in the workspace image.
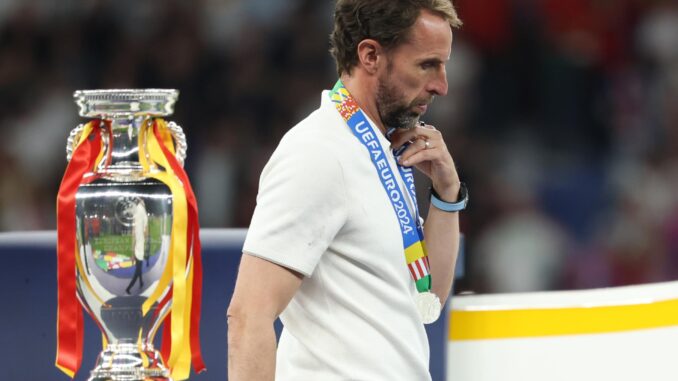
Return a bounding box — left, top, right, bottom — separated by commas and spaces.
447, 281, 678, 380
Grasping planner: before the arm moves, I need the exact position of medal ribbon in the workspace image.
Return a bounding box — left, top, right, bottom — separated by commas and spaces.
56, 121, 104, 378
329, 80, 431, 293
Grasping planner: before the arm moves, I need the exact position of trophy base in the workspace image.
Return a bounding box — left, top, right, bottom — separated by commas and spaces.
88, 343, 172, 381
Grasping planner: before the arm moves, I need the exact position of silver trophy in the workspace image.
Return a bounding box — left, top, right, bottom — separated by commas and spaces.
69, 89, 187, 381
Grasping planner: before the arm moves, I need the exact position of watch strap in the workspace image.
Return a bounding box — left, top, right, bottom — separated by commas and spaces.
430, 182, 468, 212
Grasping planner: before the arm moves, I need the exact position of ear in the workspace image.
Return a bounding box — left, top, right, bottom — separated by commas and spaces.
356, 39, 384, 75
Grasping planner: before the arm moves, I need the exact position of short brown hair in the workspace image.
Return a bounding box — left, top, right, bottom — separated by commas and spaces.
330, 0, 462, 76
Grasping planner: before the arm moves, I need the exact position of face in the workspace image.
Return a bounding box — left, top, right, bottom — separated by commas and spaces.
375, 10, 453, 129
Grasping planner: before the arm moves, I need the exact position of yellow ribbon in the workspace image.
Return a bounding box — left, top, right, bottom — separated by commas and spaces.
154, 119, 196, 379
138, 118, 193, 380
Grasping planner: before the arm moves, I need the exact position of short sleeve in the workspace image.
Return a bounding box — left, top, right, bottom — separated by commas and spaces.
242, 133, 348, 276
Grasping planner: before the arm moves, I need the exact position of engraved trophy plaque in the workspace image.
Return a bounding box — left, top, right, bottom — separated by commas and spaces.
56, 89, 204, 381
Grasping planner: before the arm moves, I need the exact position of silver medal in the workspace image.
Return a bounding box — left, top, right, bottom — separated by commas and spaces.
415, 291, 441, 324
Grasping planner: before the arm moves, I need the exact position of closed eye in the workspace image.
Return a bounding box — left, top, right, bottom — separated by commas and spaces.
419, 59, 443, 70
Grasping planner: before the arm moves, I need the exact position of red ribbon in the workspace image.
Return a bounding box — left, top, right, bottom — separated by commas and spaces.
153, 121, 206, 373
160, 292, 173, 360
56, 121, 103, 378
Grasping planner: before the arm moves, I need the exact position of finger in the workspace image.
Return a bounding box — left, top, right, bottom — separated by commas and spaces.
388, 129, 417, 150
389, 128, 427, 148
400, 146, 437, 167
390, 126, 438, 149
399, 137, 432, 163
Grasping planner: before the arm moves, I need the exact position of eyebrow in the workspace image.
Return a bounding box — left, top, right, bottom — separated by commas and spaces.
418, 57, 446, 66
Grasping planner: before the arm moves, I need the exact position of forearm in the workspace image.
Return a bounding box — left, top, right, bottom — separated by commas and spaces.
227, 254, 303, 380
227, 313, 277, 381
424, 203, 460, 306
387, 119, 463, 306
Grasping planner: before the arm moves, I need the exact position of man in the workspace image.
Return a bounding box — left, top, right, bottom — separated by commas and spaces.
126, 199, 148, 294
228, 1, 465, 380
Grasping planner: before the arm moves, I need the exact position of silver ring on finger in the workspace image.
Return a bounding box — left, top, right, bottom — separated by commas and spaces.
424, 140, 431, 150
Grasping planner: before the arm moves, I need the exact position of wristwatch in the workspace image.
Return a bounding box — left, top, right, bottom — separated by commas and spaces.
430, 182, 468, 212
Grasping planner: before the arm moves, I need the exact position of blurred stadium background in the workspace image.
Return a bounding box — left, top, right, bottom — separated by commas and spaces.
0, 0, 677, 295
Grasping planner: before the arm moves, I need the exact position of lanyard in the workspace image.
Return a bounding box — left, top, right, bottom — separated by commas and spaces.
329, 80, 432, 293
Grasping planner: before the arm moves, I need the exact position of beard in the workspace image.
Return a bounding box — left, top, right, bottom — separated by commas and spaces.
376, 75, 432, 130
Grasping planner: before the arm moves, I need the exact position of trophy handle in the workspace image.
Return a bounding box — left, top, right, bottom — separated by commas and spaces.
66, 120, 187, 166
66, 124, 86, 162
167, 121, 187, 167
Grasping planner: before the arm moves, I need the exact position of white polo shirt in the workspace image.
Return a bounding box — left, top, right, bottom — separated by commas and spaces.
243, 91, 431, 381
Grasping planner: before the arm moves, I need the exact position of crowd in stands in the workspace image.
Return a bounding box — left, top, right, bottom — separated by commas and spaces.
1, 0, 676, 293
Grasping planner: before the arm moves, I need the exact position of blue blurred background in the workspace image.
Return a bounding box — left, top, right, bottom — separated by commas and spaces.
1, 231, 455, 380
0, 0, 677, 376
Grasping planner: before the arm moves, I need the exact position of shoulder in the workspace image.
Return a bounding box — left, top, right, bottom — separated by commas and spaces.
267, 100, 351, 173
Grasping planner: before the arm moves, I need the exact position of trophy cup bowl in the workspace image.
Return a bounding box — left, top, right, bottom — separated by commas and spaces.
71, 89, 182, 381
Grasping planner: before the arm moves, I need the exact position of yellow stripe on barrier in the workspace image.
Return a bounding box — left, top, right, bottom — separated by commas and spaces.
449, 298, 678, 340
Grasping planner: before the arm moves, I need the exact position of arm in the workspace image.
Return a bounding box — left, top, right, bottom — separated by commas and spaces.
390, 125, 461, 306
228, 131, 347, 379
227, 253, 303, 381
422, 190, 460, 306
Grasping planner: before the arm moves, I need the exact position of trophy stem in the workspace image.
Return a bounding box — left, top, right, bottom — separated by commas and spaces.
99, 116, 146, 174
89, 342, 171, 381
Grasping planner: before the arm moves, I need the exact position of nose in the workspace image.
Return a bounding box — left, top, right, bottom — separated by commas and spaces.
427, 66, 448, 96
